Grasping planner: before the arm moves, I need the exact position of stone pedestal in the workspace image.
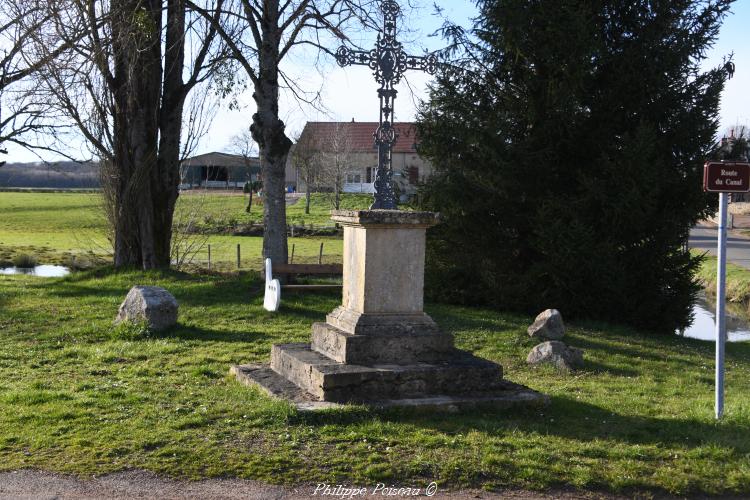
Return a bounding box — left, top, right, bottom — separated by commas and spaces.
233, 210, 547, 410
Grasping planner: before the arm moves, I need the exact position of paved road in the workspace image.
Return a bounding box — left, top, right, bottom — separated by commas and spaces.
689, 224, 750, 269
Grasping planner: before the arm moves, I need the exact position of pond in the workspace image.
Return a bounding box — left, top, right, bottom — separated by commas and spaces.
679, 294, 750, 342
0, 265, 71, 278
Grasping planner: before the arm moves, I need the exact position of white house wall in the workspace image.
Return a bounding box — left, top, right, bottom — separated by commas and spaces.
291, 151, 434, 193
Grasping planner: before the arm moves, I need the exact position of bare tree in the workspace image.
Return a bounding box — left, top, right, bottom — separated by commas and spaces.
230, 126, 261, 212
0, 0, 78, 158
24, 0, 230, 269
320, 121, 354, 209
182, 82, 222, 162
292, 128, 324, 214
186, 0, 381, 265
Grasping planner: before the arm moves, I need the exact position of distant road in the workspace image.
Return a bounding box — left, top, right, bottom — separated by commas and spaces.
689, 224, 750, 269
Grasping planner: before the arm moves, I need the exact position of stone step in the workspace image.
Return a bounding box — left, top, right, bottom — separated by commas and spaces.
232, 363, 549, 412
311, 322, 456, 364
270, 343, 504, 403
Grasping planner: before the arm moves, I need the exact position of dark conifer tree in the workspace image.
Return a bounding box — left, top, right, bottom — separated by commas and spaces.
418, 0, 734, 332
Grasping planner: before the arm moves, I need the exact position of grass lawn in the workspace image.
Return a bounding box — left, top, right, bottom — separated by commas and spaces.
696, 253, 750, 310
285, 193, 373, 226
180, 191, 372, 228
1, 270, 749, 495
0, 192, 365, 268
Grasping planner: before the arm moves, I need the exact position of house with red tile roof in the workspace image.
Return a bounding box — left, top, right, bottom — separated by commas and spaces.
285, 121, 434, 198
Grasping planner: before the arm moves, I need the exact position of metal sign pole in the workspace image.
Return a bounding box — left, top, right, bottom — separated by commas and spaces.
715, 191, 728, 419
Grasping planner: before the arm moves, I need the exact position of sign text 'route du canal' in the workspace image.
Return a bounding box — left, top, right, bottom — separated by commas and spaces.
703, 161, 750, 193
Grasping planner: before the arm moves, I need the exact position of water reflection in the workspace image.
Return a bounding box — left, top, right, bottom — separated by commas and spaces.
0, 265, 70, 277
680, 294, 750, 342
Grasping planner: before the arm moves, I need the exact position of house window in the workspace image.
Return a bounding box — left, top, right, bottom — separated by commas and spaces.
346, 173, 361, 184
408, 166, 419, 185
366, 167, 375, 183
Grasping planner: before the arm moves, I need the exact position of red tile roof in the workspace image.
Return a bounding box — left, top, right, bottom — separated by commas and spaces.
299, 122, 419, 154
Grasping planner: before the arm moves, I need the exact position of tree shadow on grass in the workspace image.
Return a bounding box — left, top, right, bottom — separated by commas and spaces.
427, 305, 529, 334
48, 273, 258, 309
151, 324, 271, 344
292, 394, 750, 454
276, 301, 340, 324
568, 335, 700, 365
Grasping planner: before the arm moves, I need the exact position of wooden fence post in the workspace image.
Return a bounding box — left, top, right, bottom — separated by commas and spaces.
208, 244, 211, 271
237, 244, 241, 269
319, 242, 324, 264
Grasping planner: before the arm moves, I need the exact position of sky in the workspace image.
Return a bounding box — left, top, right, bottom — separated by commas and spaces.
4, 0, 749, 163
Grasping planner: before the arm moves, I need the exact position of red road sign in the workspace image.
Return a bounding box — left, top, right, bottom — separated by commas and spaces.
704, 162, 750, 193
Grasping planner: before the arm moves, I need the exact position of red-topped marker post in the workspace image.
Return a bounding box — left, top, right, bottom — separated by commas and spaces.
703, 161, 750, 419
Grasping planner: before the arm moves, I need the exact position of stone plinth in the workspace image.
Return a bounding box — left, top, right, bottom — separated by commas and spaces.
234, 210, 547, 411
318, 210, 453, 364
333, 210, 436, 316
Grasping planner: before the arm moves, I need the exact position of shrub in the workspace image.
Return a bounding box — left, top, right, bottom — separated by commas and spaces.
418, 0, 731, 333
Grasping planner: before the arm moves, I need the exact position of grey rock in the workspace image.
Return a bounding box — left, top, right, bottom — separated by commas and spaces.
116, 286, 178, 331
527, 309, 565, 340
526, 341, 583, 371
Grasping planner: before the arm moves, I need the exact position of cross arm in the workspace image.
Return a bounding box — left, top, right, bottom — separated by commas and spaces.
404, 53, 439, 75
336, 46, 375, 68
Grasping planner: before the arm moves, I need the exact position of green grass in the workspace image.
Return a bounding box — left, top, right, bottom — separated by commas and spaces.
0, 192, 364, 268
0, 270, 749, 495
285, 193, 373, 226
695, 253, 750, 312
178, 191, 371, 229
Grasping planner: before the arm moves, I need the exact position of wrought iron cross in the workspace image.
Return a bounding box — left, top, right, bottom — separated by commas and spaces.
336, 0, 437, 209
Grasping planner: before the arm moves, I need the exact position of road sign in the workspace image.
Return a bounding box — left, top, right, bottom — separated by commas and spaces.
715, 192, 728, 420
702, 160, 750, 419
700, 161, 750, 418
704, 161, 750, 192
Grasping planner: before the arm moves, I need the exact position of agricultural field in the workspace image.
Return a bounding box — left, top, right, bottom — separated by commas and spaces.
0, 191, 370, 268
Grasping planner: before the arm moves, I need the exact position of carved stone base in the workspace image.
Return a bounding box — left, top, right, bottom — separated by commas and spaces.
270, 343, 506, 403
232, 210, 548, 411
232, 363, 549, 412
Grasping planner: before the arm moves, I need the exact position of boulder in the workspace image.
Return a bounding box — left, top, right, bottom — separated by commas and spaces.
527, 309, 565, 340
116, 286, 178, 331
527, 341, 583, 371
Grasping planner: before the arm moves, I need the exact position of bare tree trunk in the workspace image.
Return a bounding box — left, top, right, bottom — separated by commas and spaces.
252, 1, 291, 264
335, 175, 341, 210
110, 0, 163, 268
305, 189, 311, 214
154, 0, 188, 267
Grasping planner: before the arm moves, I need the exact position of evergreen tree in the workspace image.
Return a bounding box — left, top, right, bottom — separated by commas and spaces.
418, 0, 734, 333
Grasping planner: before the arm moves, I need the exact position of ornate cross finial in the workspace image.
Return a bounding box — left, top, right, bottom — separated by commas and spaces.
336, 0, 438, 209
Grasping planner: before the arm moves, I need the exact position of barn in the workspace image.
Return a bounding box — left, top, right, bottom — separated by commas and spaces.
180, 152, 260, 190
